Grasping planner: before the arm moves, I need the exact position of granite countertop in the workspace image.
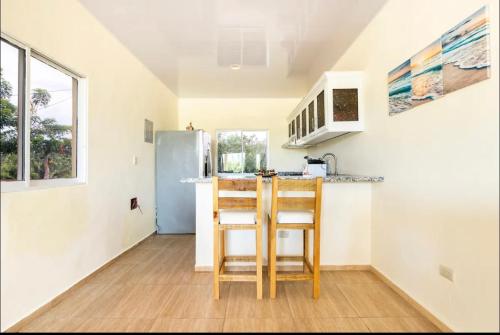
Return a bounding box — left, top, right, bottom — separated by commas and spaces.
180, 174, 384, 183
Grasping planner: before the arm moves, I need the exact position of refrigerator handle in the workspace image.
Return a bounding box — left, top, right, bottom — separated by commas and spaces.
206, 147, 212, 177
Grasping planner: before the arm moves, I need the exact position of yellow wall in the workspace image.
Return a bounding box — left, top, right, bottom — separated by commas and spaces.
308, 0, 499, 331
178, 98, 306, 172
0, 0, 178, 330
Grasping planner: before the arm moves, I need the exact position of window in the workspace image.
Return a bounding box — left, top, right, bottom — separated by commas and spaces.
30, 54, 77, 180
217, 130, 268, 174
0, 39, 25, 181
1, 34, 86, 191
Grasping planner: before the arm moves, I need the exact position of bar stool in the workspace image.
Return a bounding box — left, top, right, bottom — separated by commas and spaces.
268, 176, 322, 299
212, 176, 263, 299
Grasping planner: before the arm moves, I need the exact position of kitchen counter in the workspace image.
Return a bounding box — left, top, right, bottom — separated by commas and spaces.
181, 174, 384, 183
186, 173, 381, 271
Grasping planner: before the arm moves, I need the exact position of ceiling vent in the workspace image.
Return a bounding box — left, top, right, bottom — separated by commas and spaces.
217, 27, 268, 68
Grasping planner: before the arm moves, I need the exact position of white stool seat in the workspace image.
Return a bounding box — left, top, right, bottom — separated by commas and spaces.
219, 210, 257, 224
277, 211, 314, 224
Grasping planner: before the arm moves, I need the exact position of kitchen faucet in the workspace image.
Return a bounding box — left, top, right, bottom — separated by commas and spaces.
322, 153, 338, 176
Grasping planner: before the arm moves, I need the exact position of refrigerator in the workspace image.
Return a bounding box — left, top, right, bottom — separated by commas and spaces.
155, 130, 212, 234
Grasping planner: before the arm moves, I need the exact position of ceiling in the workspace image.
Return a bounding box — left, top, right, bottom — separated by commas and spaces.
79, 0, 387, 98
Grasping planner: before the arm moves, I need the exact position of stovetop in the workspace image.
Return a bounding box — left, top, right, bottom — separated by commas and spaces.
277, 171, 304, 176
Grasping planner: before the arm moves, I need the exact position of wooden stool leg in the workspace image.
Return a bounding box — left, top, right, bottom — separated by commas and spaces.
270, 220, 277, 299
313, 226, 320, 299
213, 222, 220, 299
304, 229, 309, 272
220, 230, 225, 274
256, 224, 263, 299
267, 216, 271, 279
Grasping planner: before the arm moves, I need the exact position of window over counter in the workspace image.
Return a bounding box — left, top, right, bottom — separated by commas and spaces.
1, 34, 87, 192
216, 130, 268, 174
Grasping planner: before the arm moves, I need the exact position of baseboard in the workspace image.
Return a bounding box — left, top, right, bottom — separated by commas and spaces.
321, 264, 371, 271
5, 231, 156, 333
369, 266, 453, 333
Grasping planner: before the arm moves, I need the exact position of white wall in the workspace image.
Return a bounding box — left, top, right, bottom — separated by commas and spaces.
0, 0, 178, 330
178, 99, 306, 172
308, 0, 499, 331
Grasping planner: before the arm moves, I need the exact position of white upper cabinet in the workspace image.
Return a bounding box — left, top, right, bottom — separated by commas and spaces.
285, 71, 364, 147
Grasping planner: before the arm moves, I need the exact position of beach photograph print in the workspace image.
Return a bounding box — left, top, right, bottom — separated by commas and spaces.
410, 39, 444, 107
441, 6, 490, 94
388, 60, 412, 114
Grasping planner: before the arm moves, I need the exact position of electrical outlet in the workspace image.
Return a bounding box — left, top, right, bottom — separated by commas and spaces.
439, 265, 454, 282
131, 197, 138, 210
278, 231, 289, 238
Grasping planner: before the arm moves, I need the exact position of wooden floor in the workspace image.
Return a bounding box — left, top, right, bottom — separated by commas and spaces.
19, 235, 439, 333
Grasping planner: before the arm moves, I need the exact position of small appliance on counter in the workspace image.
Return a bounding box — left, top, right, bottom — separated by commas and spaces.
277, 171, 304, 176
303, 156, 327, 178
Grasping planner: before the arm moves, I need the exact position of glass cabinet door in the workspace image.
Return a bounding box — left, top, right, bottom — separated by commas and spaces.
296, 115, 301, 139
308, 101, 315, 134
332, 88, 359, 121
317, 90, 325, 129
301, 109, 306, 137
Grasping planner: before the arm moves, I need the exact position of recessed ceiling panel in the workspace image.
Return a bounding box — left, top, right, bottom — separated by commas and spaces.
79, 0, 387, 98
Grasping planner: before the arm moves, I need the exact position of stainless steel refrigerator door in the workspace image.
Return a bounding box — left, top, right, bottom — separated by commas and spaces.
155, 131, 200, 234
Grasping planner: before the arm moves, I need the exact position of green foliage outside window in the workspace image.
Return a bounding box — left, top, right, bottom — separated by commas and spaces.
0, 68, 73, 181
0, 67, 18, 180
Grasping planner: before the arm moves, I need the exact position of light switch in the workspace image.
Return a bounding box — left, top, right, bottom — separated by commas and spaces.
132, 155, 138, 165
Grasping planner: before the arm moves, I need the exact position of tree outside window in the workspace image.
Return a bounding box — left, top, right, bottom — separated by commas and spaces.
217, 130, 267, 174
1, 38, 79, 182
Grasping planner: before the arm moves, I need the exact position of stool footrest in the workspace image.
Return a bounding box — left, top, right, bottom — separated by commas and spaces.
276, 273, 313, 281
219, 224, 258, 230
276, 255, 304, 262
277, 223, 314, 230
224, 255, 256, 262
219, 274, 257, 282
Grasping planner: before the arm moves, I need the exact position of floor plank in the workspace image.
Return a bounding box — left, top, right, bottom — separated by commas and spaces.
285, 282, 358, 318
223, 318, 297, 332
294, 317, 370, 332
226, 281, 292, 319
159, 284, 229, 319
337, 282, 421, 317
151, 318, 223, 332
362, 317, 440, 332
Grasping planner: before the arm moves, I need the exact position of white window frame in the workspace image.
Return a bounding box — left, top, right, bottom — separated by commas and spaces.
1, 33, 88, 193
215, 129, 269, 176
